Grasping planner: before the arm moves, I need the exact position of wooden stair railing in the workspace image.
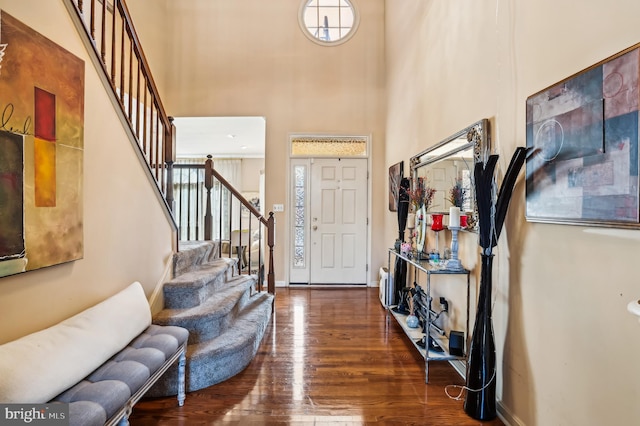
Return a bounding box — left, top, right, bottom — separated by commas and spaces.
65, 0, 276, 295
205, 156, 275, 295
174, 157, 275, 294
65, 0, 176, 212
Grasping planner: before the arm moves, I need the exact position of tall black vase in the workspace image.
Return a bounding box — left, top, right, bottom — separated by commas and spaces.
464, 254, 496, 420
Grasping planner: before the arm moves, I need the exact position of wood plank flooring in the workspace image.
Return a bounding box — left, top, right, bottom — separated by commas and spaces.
130, 287, 504, 425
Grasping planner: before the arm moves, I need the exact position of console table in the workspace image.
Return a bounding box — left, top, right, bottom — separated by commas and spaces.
387, 248, 471, 383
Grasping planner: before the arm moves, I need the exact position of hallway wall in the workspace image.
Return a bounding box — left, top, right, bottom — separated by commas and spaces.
0, 1, 175, 344
385, 1, 640, 424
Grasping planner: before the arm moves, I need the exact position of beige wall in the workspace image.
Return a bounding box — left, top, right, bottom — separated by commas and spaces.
386, 0, 640, 425
128, 0, 387, 285
241, 158, 264, 193
0, 0, 175, 344
123, 0, 168, 99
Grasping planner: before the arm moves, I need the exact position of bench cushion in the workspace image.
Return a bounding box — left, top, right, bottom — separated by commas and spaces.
0, 282, 152, 403
52, 324, 189, 426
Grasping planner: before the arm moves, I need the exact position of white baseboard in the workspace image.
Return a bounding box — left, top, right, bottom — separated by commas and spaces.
277, 281, 377, 288
497, 400, 524, 426
148, 259, 173, 315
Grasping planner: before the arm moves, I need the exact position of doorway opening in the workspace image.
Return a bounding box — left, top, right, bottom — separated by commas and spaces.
172, 116, 266, 242
289, 135, 369, 285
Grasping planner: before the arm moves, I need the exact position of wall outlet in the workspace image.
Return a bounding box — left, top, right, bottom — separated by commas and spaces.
273, 204, 284, 212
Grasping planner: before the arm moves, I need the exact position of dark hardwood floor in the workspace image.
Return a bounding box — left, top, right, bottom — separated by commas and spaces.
130, 287, 504, 425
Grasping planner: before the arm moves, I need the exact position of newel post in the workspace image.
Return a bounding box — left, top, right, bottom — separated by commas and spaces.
204, 155, 213, 241
267, 212, 275, 295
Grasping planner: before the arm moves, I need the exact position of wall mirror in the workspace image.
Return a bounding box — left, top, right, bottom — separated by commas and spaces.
410, 119, 490, 232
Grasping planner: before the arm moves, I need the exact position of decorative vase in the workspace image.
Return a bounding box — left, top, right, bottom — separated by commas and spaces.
463, 254, 496, 420
463, 147, 528, 421
393, 178, 410, 305
416, 205, 427, 254
431, 214, 443, 256
406, 314, 419, 328
431, 213, 443, 232
460, 214, 468, 228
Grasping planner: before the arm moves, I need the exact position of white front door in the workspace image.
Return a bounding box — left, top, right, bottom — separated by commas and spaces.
309, 158, 368, 284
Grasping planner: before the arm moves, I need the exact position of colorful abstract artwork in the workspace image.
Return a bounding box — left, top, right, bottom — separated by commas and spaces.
526, 44, 640, 227
0, 11, 84, 277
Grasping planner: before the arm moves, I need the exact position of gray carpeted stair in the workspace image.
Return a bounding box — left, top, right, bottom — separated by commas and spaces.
147, 241, 274, 396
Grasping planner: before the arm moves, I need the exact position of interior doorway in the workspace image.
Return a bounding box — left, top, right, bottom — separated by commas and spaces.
172, 116, 266, 241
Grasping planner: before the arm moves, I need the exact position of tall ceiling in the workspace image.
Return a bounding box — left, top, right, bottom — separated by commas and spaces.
173, 116, 266, 159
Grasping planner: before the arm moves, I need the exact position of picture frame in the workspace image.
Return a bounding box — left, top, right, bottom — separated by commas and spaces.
0, 11, 85, 277
241, 192, 260, 217
525, 43, 640, 228
388, 161, 404, 212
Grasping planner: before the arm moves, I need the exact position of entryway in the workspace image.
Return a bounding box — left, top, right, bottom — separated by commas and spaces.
289, 136, 369, 285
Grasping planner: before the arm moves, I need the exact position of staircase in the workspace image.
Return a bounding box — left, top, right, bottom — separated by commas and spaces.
148, 241, 274, 395
64, 0, 277, 394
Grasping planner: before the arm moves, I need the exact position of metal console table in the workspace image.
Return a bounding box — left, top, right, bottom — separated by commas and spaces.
387, 248, 471, 383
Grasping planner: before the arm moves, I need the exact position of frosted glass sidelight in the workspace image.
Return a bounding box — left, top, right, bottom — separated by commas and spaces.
293, 165, 307, 269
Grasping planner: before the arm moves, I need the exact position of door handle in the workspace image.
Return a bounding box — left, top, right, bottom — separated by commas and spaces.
312, 225, 318, 230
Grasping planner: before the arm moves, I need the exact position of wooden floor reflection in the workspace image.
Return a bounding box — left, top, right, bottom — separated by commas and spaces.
130, 287, 504, 425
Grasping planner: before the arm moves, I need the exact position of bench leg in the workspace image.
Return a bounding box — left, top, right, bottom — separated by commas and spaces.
177, 349, 186, 407
117, 405, 132, 426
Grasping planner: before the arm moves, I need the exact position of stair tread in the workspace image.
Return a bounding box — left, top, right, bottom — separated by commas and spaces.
165, 257, 236, 289
173, 241, 220, 276
178, 241, 215, 252
154, 275, 255, 322
187, 292, 274, 359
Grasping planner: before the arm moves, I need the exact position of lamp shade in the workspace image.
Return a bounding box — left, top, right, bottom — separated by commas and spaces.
230, 229, 250, 247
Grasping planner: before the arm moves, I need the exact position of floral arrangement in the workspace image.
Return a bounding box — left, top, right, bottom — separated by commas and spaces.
448, 178, 467, 209
408, 177, 436, 211
400, 242, 412, 255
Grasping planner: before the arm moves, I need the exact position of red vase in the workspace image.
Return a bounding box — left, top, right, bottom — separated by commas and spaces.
460, 214, 468, 228
431, 214, 443, 232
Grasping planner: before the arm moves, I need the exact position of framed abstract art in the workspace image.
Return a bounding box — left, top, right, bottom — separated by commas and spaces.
526, 43, 640, 228
0, 11, 84, 277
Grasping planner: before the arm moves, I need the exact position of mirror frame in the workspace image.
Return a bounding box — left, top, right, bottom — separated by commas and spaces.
409, 119, 491, 232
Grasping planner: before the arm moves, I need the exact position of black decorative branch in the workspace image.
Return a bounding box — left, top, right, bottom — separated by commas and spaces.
493, 147, 529, 245
474, 147, 529, 253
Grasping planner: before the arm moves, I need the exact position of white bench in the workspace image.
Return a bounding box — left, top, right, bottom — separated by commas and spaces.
0, 282, 188, 426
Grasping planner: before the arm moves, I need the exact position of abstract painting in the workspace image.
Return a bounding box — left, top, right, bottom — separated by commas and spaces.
526, 44, 640, 227
0, 11, 84, 277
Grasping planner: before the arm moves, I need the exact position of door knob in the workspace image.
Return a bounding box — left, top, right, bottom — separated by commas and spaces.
312, 225, 318, 230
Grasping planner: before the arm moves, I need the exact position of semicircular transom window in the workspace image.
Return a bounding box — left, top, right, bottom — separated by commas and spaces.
299, 0, 359, 46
